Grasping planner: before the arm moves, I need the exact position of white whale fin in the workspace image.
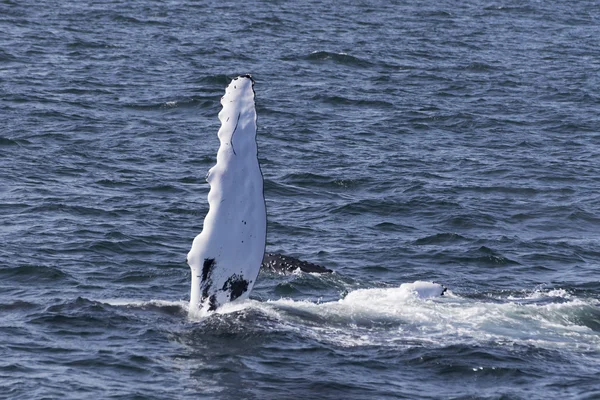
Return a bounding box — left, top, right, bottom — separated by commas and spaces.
399, 281, 447, 298
187, 75, 266, 315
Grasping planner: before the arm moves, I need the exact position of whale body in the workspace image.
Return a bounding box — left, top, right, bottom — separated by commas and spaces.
187, 75, 266, 315
187, 76, 447, 315
261, 253, 333, 274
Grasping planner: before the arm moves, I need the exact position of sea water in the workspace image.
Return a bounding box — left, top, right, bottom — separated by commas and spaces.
1, 0, 599, 398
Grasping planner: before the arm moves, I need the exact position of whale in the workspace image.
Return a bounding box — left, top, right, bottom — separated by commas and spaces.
261, 253, 333, 274
187, 76, 447, 315
187, 75, 266, 315
260, 254, 446, 297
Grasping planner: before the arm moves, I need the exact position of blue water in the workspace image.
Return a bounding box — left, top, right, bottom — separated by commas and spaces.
2, 1, 600, 399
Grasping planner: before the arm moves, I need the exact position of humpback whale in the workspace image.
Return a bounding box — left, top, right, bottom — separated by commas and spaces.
187, 76, 447, 315
260, 254, 446, 296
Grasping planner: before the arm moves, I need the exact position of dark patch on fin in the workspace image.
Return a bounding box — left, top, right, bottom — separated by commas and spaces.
201, 284, 210, 303
202, 258, 215, 282
222, 274, 249, 301
431, 282, 448, 296
239, 74, 254, 83
208, 294, 218, 311
200, 258, 215, 303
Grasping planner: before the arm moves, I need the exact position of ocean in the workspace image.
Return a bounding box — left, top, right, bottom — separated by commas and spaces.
1, 0, 599, 399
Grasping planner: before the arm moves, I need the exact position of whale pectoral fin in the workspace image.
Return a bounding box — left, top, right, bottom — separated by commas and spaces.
401, 281, 447, 298
188, 75, 266, 315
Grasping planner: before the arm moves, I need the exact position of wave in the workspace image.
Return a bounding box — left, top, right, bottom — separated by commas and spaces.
0, 264, 73, 283
253, 288, 600, 350
288, 51, 374, 68
0, 137, 25, 146
124, 96, 217, 111
97, 286, 600, 353
311, 93, 394, 108
414, 232, 470, 245
280, 172, 370, 191
100, 298, 188, 315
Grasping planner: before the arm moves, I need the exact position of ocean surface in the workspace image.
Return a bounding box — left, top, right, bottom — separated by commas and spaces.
2, 0, 600, 398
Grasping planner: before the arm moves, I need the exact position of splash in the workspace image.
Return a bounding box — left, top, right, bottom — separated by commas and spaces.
180, 286, 600, 352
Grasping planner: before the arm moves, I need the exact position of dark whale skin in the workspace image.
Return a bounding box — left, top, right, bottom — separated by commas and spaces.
261, 253, 333, 274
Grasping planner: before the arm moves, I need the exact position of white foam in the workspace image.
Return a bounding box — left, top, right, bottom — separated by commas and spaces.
507, 287, 573, 301
103, 285, 598, 353
99, 298, 188, 309
190, 286, 600, 351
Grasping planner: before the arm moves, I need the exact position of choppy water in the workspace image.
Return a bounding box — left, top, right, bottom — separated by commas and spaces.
2, 0, 600, 399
